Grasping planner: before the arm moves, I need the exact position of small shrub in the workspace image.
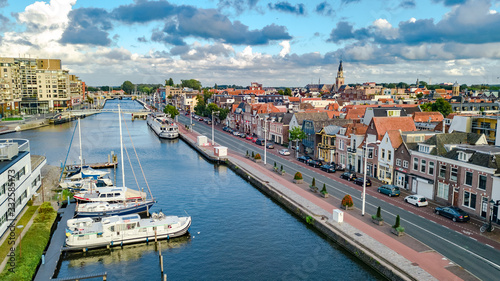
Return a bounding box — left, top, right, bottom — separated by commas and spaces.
294, 172, 303, 180
393, 215, 401, 229
274, 161, 277, 167
306, 215, 314, 225
254, 153, 262, 160
39, 202, 54, 214
376, 206, 382, 219
311, 177, 316, 187
321, 184, 327, 194
252, 151, 255, 158
395, 226, 405, 232
280, 165, 283, 171
246, 150, 249, 156
27, 199, 33, 206
341, 194, 353, 207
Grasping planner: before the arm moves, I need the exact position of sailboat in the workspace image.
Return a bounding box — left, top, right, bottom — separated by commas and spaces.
74, 105, 155, 217
60, 118, 110, 187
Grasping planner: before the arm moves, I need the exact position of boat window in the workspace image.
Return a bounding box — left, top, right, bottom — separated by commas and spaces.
99, 193, 106, 198
115, 193, 120, 197
127, 223, 135, 229
109, 226, 115, 232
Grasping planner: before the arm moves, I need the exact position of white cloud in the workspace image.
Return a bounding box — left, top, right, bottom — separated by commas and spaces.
373, 19, 392, 29
279, 40, 290, 57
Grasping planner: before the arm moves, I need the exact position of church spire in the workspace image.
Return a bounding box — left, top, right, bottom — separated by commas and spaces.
338, 60, 343, 72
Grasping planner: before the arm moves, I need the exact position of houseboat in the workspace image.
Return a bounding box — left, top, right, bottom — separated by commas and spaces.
146, 113, 179, 139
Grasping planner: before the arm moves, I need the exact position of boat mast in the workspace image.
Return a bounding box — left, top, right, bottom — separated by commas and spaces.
119, 105, 126, 188
78, 118, 83, 168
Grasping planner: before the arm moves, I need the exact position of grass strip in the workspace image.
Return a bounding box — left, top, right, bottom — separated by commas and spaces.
0, 202, 57, 280
1, 117, 23, 121
0, 205, 38, 260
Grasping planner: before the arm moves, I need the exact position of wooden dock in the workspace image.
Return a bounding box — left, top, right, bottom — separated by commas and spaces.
52, 272, 107, 281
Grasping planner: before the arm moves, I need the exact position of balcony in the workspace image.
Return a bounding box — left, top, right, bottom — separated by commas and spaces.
318, 143, 335, 150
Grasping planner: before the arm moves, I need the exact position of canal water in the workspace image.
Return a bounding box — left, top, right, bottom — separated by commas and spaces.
8, 100, 383, 280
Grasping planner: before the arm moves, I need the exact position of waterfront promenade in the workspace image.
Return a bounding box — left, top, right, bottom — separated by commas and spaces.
177, 124, 470, 281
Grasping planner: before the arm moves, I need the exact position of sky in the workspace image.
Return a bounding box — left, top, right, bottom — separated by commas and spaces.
1, 0, 500, 87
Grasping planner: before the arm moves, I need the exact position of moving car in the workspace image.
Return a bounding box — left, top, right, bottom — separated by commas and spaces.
354, 177, 371, 186
340, 172, 357, 181
279, 149, 290, 156
435, 206, 470, 222
297, 155, 312, 163
377, 184, 400, 197
404, 195, 428, 207
320, 164, 336, 173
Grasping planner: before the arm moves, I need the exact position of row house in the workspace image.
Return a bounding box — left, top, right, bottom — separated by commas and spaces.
317, 125, 342, 163
335, 123, 368, 171
377, 130, 403, 184
362, 106, 420, 125
267, 112, 293, 145
393, 131, 436, 190
408, 132, 487, 205
303, 119, 352, 158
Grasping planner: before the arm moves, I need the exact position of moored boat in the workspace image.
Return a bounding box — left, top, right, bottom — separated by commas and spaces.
146, 113, 179, 139
65, 213, 191, 250
75, 199, 155, 217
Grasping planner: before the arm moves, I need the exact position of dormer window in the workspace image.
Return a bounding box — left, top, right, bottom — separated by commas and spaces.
458, 151, 471, 162
418, 144, 431, 153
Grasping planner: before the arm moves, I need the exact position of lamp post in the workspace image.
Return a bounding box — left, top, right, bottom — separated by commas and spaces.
362, 140, 380, 216
212, 111, 220, 146
190, 104, 193, 132
260, 116, 269, 165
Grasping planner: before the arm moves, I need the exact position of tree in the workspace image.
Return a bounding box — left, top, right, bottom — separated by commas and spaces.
121, 81, 134, 95
396, 82, 409, 89
289, 126, 306, 156
284, 88, 292, 96
167, 78, 174, 86
181, 79, 202, 90
194, 95, 206, 116
163, 104, 179, 118
420, 102, 433, 112
202, 89, 212, 103
214, 83, 218, 89
432, 98, 453, 117
277, 89, 284, 95
387, 83, 396, 89
218, 108, 229, 121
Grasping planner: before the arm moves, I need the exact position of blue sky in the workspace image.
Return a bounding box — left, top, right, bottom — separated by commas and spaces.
1, 0, 500, 87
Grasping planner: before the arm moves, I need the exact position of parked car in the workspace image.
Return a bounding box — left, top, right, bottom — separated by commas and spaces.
340, 172, 357, 181
252, 137, 258, 143
222, 126, 229, 131
377, 184, 400, 197
335, 164, 345, 171
320, 164, 336, 173
354, 177, 371, 186
266, 143, 274, 149
227, 128, 234, 133
233, 131, 240, 136
308, 160, 324, 168
199, 117, 204, 121
297, 155, 312, 163
435, 206, 470, 222
255, 139, 265, 146
246, 135, 253, 140
404, 195, 428, 207
279, 149, 290, 156
206, 119, 212, 125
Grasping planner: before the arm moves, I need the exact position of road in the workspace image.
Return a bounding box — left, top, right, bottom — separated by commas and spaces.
179, 113, 500, 281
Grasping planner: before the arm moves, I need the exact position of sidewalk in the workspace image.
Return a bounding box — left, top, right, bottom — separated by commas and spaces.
177, 124, 469, 281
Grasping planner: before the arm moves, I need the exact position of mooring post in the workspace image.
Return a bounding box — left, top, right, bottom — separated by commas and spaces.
160, 255, 164, 273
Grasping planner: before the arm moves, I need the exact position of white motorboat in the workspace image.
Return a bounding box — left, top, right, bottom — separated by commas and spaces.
147, 113, 179, 139
59, 177, 113, 190
65, 213, 191, 250
75, 200, 155, 217
66, 166, 109, 181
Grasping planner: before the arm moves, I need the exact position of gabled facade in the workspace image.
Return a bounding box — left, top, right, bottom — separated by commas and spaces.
317, 125, 342, 163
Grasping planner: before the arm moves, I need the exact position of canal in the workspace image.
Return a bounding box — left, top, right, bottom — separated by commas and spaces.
9, 100, 383, 280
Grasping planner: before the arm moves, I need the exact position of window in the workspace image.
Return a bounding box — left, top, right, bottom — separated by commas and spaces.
478, 175, 487, 190
413, 157, 418, 170
428, 162, 434, 175
396, 159, 401, 166
368, 148, 373, 159
388, 150, 392, 161
463, 191, 476, 209
437, 182, 449, 200
439, 165, 446, 178
339, 140, 344, 150
381, 149, 385, 159
450, 167, 458, 182
403, 160, 409, 168
465, 171, 473, 186
420, 159, 427, 173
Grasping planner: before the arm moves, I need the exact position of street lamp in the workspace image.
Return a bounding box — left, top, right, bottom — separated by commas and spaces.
362, 139, 380, 216
212, 111, 220, 146
190, 104, 193, 132
260, 116, 269, 165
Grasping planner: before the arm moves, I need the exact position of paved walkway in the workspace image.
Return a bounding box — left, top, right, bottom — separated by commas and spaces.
177, 123, 466, 281
34, 203, 76, 281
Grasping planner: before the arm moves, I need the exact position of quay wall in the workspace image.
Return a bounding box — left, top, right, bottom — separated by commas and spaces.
179, 132, 416, 281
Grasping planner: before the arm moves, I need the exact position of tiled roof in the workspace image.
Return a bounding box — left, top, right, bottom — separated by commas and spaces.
372, 116, 417, 140
345, 108, 365, 120
322, 125, 342, 135
443, 145, 500, 172
413, 111, 444, 122
423, 132, 485, 155
386, 130, 403, 149
294, 112, 330, 124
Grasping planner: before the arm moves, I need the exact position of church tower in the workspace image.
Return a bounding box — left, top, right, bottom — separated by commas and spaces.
335, 60, 345, 92
452, 81, 460, 96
